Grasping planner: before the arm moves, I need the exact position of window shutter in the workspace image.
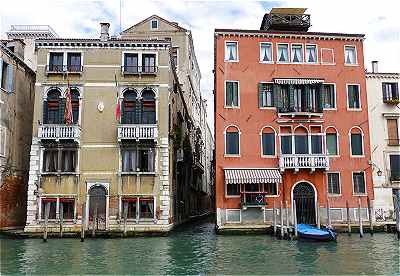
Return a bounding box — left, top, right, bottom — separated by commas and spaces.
6, 64, 14, 93
59, 98, 65, 124
258, 83, 264, 107
289, 85, 295, 110
226, 82, 232, 106
0, 58, 3, 88
273, 84, 282, 110
43, 101, 49, 124
317, 85, 324, 112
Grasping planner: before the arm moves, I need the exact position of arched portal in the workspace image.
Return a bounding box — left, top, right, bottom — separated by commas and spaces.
293, 182, 316, 224
88, 185, 107, 230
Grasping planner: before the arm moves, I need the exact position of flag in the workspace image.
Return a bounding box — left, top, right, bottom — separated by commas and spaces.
64, 73, 73, 125
115, 74, 121, 121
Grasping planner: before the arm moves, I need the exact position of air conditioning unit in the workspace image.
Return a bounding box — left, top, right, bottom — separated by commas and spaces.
176, 148, 184, 162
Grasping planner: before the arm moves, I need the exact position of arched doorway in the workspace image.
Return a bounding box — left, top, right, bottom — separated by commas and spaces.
88, 185, 107, 230
293, 182, 316, 225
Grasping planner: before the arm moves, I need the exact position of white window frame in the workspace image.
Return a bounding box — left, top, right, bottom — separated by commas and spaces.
225, 182, 241, 198
346, 83, 362, 111
327, 171, 341, 196
290, 43, 304, 63
224, 124, 241, 157
224, 41, 239, 62
172, 46, 179, 68
305, 44, 318, 64
150, 19, 159, 30
226, 209, 242, 223
322, 83, 337, 110
224, 80, 240, 108
259, 42, 273, 63
352, 171, 367, 196
325, 126, 340, 157
258, 81, 275, 109
260, 126, 277, 158
349, 126, 365, 158
320, 48, 335, 65
344, 45, 358, 66
0, 126, 6, 157
276, 43, 290, 63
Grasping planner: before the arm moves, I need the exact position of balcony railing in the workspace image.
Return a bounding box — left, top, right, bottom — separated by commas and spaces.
38, 125, 81, 141
118, 124, 158, 141
121, 66, 158, 75
383, 96, 400, 104
46, 65, 83, 74
279, 154, 329, 171
278, 106, 323, 116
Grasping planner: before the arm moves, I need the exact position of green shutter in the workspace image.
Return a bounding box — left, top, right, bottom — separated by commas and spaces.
273, 84, 282, 110
233, 82, 238, 106
226, 82, 232, 106
59, 98, 65, 124
304, 86, 311, 111
258, 83, 264, 107
289, 85, 295, 111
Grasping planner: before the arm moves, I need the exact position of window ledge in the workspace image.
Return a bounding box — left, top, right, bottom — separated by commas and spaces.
261, 155, 277, 159
328, 194, 342, 197
224, 106, 240, 109
353, 193, 368, 197
347, 108, 362, 111
120, 172, 156, 175
259, 61, 274, 64
323, 108, 337, 111
344, 63, 359, 66
225, 195, 241, 198
224, 154, 240, 158
259, 107, 276, 110
350, 155, 365, 158
224, 60, 239, 63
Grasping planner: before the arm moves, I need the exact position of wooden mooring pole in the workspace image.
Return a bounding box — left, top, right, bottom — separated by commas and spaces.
43, 202, 50, 242
346, 200, 351, 235
367, 197, 373, 235
293, 199, 298, 238
317, 205, 321, 229
80, 202, 85, 242
285, 200, 289, 239
327, 198, 331, 228
92, 205, 97, 238
358, 197, 363, 238
280, 201, 284, 239
123, 201, 128, 237
59, 203, 63, 238
273, 200, 277, 236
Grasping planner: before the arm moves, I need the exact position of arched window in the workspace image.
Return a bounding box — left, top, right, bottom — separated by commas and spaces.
349, 126, 364, 156
141, 89, 156, 124
294, 126, 309, 154
122, 89, 138, 124
44, 89, 62, 124
71, 88, 80, 124
225, 125, 240, 155
261, 126, 276, 156
325, 126, 339, 156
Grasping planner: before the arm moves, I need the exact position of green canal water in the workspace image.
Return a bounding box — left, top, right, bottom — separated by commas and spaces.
1, 219, 399, 275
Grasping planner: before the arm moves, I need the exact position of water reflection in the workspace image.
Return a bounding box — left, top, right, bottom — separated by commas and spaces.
1, 219, 399, 275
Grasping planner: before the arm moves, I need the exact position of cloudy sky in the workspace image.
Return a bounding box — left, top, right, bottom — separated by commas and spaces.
1, 0, 399, 127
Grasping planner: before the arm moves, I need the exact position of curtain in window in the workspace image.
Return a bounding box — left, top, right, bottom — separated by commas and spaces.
311, 135, 322, 154
328, 173, 340, 194
348, 85, 360, 108
142, 54, 156, 72
278, 45, 288, 62
326, 133, 338, 155
292, 46, 303, 62
353, 173, 365, 194
226, 82, 238, 106
323, 84, 335, 108
262, 133, 275, 155
281, 136, 292, 154
261, 44, 271, 62
122, 150, 136, 172
49, 53, 63, 71
345, 47, 356, 64
147, 148, 155, 172
351, 133, 363, 155
306, 45, 316, 62
44, 150, 58, 172
258, 83, 273, 107
226, 132, 239, 154
295, 135, 308, 154
226, 43, 237, 61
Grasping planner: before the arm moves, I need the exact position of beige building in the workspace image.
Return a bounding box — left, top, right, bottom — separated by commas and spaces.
366, 61, 400, 221
0, 39, 35, 228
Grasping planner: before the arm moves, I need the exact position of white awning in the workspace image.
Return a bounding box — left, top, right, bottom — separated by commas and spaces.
224, 169, 282, 184
274, 78, 324, 85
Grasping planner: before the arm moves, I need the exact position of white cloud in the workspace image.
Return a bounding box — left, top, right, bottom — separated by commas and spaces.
1, 0, 399, 129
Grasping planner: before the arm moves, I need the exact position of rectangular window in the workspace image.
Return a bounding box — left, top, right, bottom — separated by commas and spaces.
227, 183, 240, 196
226, 132, 239, 155
260, 43, 272, 62
311, 135, 323, 154
60, 149, 77, 172
142, 54, 156, 73
259, 83, 273, 107
323, 84, 336, 109
41, 199, 57, 219
353, 172, 366, 194
151, 20, 158, 29
281, 136, 292, 154
277, 44, 289, 62
383, 82, 399, 102
42, 148, 58, 172
326, 133, 338, 155
351, 133, 363, 156
49, 53, 64, 71
1, 61, 8, 89
263, 183, 278, 195
225, 81, 239, 107
345, 46, 357, 64
124, 53, 139, 73
305, 45, 317, 63
262, 133, 275, 156
225, 42, 238, 61
390, 155, 400, 181
121, 198, 137, 219
387, 119, 399, 146
295, 135, 308, 154
327, 173, 340, 195
60, 198, 75, 220
291, 44, 303, 63
347, 84, 361, 109
139, 198, 154, 219
122, 145, 155, 173
67, 53, 81, 72
172, 47, 178, 68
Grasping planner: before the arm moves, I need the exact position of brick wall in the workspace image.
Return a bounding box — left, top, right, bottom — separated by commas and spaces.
0, 176, 27, 229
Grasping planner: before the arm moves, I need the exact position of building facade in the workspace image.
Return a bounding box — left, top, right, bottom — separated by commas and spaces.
214, 8, 374, 230
0, 40, 35, 228
366, 62, 400, 221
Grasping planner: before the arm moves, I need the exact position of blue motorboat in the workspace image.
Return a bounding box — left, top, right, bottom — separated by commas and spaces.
297, 224, 337, 241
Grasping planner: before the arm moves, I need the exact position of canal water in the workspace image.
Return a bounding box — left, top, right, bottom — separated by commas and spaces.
1, 218, 399, 275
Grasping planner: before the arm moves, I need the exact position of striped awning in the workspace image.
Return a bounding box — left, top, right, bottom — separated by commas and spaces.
224, 169, 282, 184
274, 78, 324, 85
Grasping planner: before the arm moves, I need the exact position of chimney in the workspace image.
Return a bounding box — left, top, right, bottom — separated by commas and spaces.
100, 22, 110, 41
372, 61, 379, 73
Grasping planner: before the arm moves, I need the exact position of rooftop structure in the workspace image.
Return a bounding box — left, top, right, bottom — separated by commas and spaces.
260, 8, 311, 32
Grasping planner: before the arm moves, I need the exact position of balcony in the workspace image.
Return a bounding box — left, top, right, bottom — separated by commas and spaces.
383, 97, 400, 104
279, 154, 329, 172
45, 65, 83, 74
278, 106, 323, 117
38, 125, 81, 141
117, 124, 158, 141
121, 66, 158, 75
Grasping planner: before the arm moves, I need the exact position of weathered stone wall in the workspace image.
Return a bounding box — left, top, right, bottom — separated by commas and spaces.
0, 176, 27, 228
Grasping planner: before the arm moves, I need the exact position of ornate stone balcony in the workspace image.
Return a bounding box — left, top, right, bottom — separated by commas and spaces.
117, 124, 158, 141
279, 154, 329, 172
38, 125, 81, 141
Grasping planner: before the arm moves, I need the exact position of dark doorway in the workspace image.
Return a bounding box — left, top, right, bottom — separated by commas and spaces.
293, 182, 316, 225
88, 185, 107, 230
